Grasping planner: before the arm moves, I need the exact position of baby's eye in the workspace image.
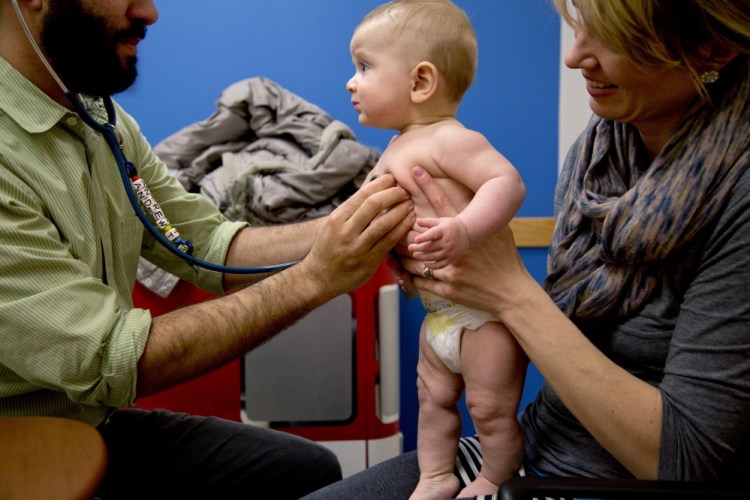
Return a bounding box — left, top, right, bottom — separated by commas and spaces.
360, 64, 369, 73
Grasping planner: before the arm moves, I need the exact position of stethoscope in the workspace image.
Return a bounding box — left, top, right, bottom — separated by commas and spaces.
12, 0, 297, 274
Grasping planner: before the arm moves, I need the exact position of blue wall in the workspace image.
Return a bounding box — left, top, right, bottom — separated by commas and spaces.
117, 1, 561, 452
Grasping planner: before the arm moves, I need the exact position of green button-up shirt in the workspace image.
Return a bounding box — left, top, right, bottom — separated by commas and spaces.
0, 57, 246, 426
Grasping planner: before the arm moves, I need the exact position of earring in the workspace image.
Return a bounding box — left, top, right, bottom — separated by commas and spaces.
700, 70, 720, 84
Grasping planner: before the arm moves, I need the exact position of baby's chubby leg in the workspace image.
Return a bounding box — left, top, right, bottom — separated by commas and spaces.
458, 321, 527, 498
410, 322, 464, 500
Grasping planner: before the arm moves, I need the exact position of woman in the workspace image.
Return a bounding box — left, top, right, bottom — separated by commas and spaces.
303, 0, 750, 498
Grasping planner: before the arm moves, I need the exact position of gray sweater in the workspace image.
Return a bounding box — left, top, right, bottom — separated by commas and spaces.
521, 134, 750, 480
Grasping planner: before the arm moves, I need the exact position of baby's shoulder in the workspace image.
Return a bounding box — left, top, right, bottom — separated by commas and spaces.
377, 133, 442, 178
431, 120, 488, 145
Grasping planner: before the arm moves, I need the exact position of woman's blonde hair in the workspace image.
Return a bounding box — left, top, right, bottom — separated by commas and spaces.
359, 0, 478, 103
553, 0, 750, 97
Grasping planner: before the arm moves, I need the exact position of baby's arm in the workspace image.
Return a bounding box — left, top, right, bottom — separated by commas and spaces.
410, 128, 525, 268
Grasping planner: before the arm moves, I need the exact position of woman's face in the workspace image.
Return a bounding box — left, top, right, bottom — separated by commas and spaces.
565, 23, 699, 142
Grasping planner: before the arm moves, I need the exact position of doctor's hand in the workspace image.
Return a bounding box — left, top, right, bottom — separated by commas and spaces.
303, 174, 414, 298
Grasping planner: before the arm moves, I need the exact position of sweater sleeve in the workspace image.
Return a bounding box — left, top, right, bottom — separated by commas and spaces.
657, 165, 750, 480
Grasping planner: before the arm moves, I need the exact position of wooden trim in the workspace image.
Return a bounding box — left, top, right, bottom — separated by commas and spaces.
509, 217, 555, 247
0, 417, 107, 499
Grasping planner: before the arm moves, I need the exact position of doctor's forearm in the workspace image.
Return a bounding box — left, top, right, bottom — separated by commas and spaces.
136, 258, 336, 397
222, 218, 324, 289
138, 175, 412, 396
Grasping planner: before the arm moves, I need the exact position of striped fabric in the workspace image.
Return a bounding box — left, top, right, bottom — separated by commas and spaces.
455, 436, 573, 500
455, 436, 504, 500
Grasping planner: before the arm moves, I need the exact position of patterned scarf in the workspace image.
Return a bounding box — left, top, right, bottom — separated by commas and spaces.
545, 59, 750, 323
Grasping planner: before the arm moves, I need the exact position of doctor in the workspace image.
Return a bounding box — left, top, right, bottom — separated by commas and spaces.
0, 0, 414, 498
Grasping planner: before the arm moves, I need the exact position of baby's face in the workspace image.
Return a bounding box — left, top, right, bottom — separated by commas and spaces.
346, 19, 415, 130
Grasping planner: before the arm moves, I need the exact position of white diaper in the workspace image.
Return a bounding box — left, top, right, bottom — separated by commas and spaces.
421, 291, 496, 373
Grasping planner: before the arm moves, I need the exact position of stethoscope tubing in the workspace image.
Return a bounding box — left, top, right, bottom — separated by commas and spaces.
67, 92, 297, 275
11, 0, 294, 275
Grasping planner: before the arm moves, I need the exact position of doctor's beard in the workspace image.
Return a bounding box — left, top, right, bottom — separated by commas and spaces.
40, 0, 147, 97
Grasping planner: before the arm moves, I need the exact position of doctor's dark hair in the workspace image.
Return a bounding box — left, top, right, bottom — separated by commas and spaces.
554, 0, 750, 98
359, 0, 477, 103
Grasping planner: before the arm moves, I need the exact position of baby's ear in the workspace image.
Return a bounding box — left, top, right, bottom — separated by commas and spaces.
410, 61, 439, 104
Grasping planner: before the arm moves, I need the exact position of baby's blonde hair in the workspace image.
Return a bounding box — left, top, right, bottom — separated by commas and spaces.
359, 0, 477, 103
554, 0, 750, 98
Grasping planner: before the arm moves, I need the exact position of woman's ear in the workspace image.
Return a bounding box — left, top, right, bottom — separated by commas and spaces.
697, 41, 738, 71
410, 61, 439, 104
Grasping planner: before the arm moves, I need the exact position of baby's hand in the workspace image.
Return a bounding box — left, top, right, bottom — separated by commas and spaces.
408, 217, 470, 269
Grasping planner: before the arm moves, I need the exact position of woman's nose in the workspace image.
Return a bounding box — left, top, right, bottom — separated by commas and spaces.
564, 27, 596, 70
564, 27, 607, 71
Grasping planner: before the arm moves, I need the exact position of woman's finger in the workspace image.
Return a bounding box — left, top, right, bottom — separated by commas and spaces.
412, 166, 459, 218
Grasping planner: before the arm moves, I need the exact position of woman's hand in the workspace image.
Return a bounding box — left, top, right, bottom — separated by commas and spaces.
408, 216, 471, 269
400, 166, 535, 317
391, 166, 461, 292
403, 229, 534, 317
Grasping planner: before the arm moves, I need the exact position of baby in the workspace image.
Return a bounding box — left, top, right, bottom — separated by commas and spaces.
347, 1, 527, 498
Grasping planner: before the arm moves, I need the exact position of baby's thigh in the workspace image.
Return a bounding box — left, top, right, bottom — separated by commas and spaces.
417, 322, 465, 406
460, 321, 526, 404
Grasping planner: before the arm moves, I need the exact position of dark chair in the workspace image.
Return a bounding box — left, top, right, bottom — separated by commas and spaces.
498, 476, 749, 499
